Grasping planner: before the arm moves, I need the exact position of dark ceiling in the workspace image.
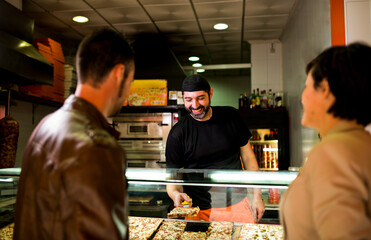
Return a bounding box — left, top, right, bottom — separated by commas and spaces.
21, 0, 297, 78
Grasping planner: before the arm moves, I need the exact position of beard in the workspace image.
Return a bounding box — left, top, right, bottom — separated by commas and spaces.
187, 104, 211, 120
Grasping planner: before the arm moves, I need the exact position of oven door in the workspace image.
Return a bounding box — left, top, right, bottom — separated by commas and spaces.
119, 140, 166, 168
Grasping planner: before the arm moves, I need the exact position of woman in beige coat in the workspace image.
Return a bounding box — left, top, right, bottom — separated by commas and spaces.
280, 43, 371, 239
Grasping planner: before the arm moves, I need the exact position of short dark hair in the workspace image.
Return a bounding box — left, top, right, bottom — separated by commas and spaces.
76, 28, 134, 87
306, 43, 371, 126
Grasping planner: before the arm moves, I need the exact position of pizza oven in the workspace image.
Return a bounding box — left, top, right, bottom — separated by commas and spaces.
111, 112, 178, 168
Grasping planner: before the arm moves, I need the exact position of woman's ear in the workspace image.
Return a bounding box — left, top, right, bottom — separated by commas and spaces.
321, 79, 336, 108
320, 79, 331, 97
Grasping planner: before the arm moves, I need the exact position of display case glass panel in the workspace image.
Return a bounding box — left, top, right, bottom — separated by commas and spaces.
0, 168, 298, 239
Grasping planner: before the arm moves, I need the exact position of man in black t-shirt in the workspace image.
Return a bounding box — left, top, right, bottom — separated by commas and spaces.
166, 74, 265, 222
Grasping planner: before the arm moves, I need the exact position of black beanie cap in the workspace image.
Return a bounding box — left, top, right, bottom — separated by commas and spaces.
181, 74, 211, 92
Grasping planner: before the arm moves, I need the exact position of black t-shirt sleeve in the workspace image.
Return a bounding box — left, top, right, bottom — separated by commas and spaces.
165, 126, 184, 168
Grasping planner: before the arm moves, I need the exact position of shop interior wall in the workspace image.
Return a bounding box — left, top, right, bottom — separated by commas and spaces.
251, 42, 282, 93
10, 101, 58, 167
9, 75, 250, 167
345, 0, 371, 45
206, 75, 251, 109
281, 0, 331, 167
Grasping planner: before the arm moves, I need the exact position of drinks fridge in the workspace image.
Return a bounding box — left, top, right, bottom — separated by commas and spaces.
239, 108, 289, 171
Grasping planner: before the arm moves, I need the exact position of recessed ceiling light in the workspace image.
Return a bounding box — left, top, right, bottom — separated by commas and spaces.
192, 63, 202, 67
196, 69, 205, 73
73, 16, 89, 23
213, 23, 228, 30
188, 56, 199, 61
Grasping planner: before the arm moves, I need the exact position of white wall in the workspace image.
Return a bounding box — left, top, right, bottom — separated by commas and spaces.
345, 0, 371, 45
208, 75, 251, 109
250, 41, 282, 93
281, 0, 331, 167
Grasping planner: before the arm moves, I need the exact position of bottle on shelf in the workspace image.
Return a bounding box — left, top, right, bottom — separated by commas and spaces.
243, 92, 249, 109
272, 152, 278, 169
255, 88, 261, 108
267, 145, 273, 168
261, 90, 267, 108
239, 93, 244, 109
263, 144, 268, 168
250, 89, 256, 109
267, 89, 274, 108
275, 92, 283, 108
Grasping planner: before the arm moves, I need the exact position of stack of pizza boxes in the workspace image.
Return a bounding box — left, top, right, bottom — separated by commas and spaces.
21, 38, 65, 103
64, 64, 77, 98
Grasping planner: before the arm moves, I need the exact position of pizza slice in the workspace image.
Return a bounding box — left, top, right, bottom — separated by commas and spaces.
238, 223, 283, 240
167, 206, 200, 219
207, 221, 233, 235
207, 233, 231, 240
153, 220, 187, 240
179, 231, 207, 240
128, 216, 163, 240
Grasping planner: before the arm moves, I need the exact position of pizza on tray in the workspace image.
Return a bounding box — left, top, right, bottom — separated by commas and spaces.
206, 221, 233, 240
128, 216, 163, 240
207, 221, 233, 235
0, 223, 14, 240
167, 206, 200, 219
179, 231, 207, 240
152, 220, 187, 240
207, 233, 232, 240
238, 223, 283, 240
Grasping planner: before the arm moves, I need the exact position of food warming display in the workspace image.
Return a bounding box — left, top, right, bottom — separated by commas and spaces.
250, 128, 279, 170
126, 168, 296, 226
128, 217, 284, 240
239, 108, 290, 170
0, 168, 297, 239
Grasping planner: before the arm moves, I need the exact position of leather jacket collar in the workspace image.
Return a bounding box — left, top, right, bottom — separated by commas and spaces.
63, 95, 120, 140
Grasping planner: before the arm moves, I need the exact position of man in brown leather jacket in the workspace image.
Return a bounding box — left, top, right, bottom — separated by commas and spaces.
13, 29, 135, 240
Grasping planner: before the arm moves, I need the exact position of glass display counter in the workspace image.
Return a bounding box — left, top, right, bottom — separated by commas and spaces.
0, 168, 297, 239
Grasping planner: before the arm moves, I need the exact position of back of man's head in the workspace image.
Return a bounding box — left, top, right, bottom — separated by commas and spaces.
76, 28, 134, 88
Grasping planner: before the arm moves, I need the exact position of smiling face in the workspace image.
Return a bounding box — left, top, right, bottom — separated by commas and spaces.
183, 89, 213, 121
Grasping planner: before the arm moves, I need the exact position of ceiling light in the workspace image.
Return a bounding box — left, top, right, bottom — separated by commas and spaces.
192, 63, 202, 67
213, 23, 228, 30
196, 69, 205, 73
188, 56, 199, 61
73, 16, 89, 23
